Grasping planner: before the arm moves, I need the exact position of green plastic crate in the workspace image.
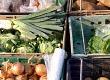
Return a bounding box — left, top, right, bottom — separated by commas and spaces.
69, 15, 110, 55
0, 53, 43, 66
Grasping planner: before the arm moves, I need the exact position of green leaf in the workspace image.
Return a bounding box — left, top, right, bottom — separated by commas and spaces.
54, 0, 66, 6
32, 23, 63, 31
88, 36, 106, 53
22, 21, 53, 34
21, 22, 49, 39
13, 25, 36, 39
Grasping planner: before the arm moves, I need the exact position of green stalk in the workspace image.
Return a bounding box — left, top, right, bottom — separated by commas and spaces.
18, 5, 59, 20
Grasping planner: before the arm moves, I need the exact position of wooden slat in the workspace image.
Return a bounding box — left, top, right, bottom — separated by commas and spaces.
0, 15, 25, 20
69, 10, 110, 16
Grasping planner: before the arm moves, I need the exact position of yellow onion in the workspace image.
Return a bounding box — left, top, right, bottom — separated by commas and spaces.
15, 74, 27, 80
24, 64, 35, 75
6, 69, 14, 78
84, 77, 93, 80
40, 75, 47, 80
11, 62, 24, 75
0, 69, 7, 78
6, 77, 15, 80
35, 64, 47, 76
28, 74, 39, 80
97, 77, 109, 80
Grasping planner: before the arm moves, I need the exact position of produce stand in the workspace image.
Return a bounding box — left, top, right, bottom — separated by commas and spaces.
0, 0, 67, 80
66, 0, 110, 80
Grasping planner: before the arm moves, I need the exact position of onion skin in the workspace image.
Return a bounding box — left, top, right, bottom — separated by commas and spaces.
40, 75, 47, 80
97, 77, 109, 80
24, 64, 35, 75
0, 69, 7, 79
28, 74, 39, 80
35, 64, 47, 76
15, 74, 27, 80
11, 62, 24, 75
84, 77, 93, 80
6, 69, 14, 78
6, 78, 15, 80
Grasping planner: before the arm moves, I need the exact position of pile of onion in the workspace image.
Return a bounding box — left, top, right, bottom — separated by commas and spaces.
0, 61, 47, 80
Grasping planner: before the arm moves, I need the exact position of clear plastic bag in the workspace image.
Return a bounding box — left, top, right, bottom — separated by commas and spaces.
20, 0, 53, 13
0, 0, 54, 13
0, 0, 12, 12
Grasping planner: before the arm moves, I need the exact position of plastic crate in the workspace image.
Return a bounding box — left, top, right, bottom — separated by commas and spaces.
0, 53, 44, 65
68, 15, 110, 55
67, 56, 110, 80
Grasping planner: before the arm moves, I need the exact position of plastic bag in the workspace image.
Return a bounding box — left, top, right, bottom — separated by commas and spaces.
0, 0, 12, 12
20, 0, 53, 12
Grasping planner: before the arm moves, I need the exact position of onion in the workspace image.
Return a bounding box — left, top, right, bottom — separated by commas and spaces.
84, 77, 93, 80
6, 78, 15, 80
0, 69, 7, 79
15, 74, 27, 80
24, 64, 35, 75
28, 74, 39, 80
35, 64, 47, 76
11, 62, 24, 75
40, 75, 47, 80
6, 69, 13, 78
97, 77, 109, 80
1, 62, 13, 78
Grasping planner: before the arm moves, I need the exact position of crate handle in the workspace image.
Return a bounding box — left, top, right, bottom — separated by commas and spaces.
6, 16, 13, 19
6, 16, 17, 19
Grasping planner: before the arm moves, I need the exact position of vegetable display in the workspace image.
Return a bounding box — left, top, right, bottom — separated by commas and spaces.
0, 4, 65, 54
0, 60, 47, 80
87, 24, 110, 54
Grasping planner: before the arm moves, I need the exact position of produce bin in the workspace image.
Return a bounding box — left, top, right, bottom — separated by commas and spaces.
67, 56, 110, 80
67, 0, 110, 55
69, 15, 110, 55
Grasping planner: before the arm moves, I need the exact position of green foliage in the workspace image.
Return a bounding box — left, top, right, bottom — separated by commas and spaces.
88, 36, 106, 53
0, 4, 64, 54
54, 0, 66, 6
10, 5, 64, 40
88, 36, 110, 54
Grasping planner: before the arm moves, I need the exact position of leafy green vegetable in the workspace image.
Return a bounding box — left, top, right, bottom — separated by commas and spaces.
88, 36, 106, 54
0, 4, 64, 54
87, 23, 110, 54
103, 39, 110, 53
10, 6, 64, 39
38, 39, 59, 54
16, 44, 35, 53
